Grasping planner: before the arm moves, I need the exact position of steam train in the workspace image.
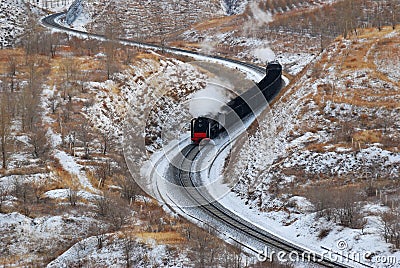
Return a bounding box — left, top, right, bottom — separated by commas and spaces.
190, 61, 282, 144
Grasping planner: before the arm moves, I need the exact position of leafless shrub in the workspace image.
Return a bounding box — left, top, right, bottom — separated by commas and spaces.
334, 121, 355, 143
381, 211, 400, 249
114, 153, 144, 203
68, 188, 78, 207
117, 175, 141, 204
119, 231, 142, 268
318, 228, 331, 239
12, 177, 34, 204
308, 186, 335, 221
94, 194, 111, 217
94, 194, 130, 231
76, 123, 93, 159
187, 226, 218, 268
308, 186, 367, 229
333, 188, 364, 228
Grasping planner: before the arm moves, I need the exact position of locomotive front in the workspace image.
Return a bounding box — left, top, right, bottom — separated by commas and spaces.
190, 117, 220, 144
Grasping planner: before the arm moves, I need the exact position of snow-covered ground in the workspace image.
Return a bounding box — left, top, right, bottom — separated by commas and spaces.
218, 27, 400, 267
47, 232, 189, 267
0, 212, 103, 266
0, 0, 27, 47
65, 0, 223, 40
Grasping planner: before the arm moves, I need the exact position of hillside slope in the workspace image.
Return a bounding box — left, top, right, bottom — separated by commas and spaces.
225, 26, 400, 262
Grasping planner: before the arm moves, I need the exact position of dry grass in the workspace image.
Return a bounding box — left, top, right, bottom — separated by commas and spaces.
305, 142, 330, 153
192, 15, 239, 32
353, 130, 382, 144
305, 29, 400, 110
136, 231, 185, 245
48, 164, 79, 189
0, 167, 48, 177
0, 48, 24, 73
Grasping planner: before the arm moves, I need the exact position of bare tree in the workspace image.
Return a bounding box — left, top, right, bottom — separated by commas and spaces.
0, 184, 8, 212
388, 0, 400, 29
48, 95, 60, 114
68, 188, 78, 207
29, 122, 50, 159
19, 82, 39, 132
0, 93, 12, 170
333, 188, 365, 229
76, 123, 93, 159
95, 194, 111, 218
101, 131, 116, 155
6, 55, 18, 92
95, 161, 112, 188
117, 175, 141, 204
184, 225, 217, 268
120, 231, 139, 268
12, 178, 35, 216
88, 223, 108, 250
103, 3, 124, 80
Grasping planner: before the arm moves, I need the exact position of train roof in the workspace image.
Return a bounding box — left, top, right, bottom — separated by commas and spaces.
267, 61, 282, 70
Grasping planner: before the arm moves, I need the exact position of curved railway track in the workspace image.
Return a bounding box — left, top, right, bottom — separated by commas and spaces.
42, 12, 372, 268
171, 145, 372, 268
41, 13, 265, 75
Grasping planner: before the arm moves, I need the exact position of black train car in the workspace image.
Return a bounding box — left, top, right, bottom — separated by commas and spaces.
221, 61, 282, 130
190, 61, 282, 144
256, 61, 283, 102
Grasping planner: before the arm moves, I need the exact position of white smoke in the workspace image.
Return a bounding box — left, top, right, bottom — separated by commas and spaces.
253, 47, 275, 62
200, 39, 216, 54
249, 1, 272, 25
244, 1, 275, 63
189, 81, 231, 118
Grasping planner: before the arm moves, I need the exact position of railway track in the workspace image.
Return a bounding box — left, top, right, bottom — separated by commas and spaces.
42, 12, 372, 267
41, 12, 265, 76
170, 144, 373, 268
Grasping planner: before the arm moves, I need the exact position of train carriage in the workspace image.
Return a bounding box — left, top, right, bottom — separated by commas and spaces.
191, 61, 282, 144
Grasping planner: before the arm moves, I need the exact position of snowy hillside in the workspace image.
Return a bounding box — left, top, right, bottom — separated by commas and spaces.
86, 55, 207, 152
224, 26, 400, 264
68, 0, 223, 40
221, 0, 248, 15
0, 45, 229, 266
0, 0, 27, 48
25, 0, 75, 12
0, 0, 75, 48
